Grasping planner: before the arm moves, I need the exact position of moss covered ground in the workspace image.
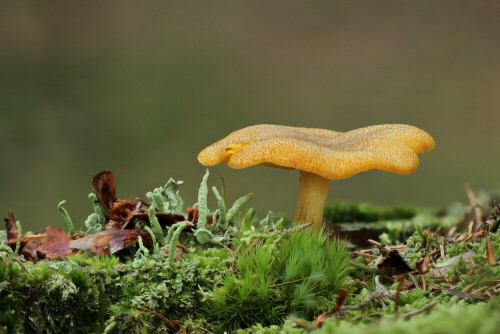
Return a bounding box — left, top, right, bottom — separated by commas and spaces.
1, 172, 499, 333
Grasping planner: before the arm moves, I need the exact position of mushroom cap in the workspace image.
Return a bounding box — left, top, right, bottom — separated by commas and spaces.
197, 124, 435, 180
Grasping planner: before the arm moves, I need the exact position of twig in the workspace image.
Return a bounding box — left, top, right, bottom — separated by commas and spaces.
245, 238, 261, 255
351, 313, 381, 321
137, 306, 186, 333
229, 244, 242, 275
465, 184, 483, 227
394, 282, 403, 316
400, 301, 437, 319
136, 197, 151, 207
199, 327, 215, 334
218, 243, 233, 257
15, 258, 33, 278
368, 239, 390, 256
269, 274, 325, 288
408, 273, 421, 290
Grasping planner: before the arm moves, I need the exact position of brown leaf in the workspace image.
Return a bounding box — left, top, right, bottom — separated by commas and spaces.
312, 288, 348, 327
377, 250, 414, 276
91, 170, 117, 210
4, 210, 19, 247
22, 225, 77, 260
427, 283, 487, 300
187, 207, 200, 224
161, 243, 189, 262
91, 171, 137, 226
416, 255, 431, 274
130, 212, 188, 228
4, 210, 57, 259
432, 251, 476, 277
68, 229, 152, 255
485, 233, 496, 265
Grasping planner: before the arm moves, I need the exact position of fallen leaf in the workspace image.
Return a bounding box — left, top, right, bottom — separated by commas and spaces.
485, 233, 496, 265
377, 250, 414, 276
427, 283, 487, 300
22, 225, 77, 260
312, 288, 348, 327
161, 244, 189, 262
432, 251, 476, 277
4, 210, 66, 260
91, 171, 137, 226
69, 229, 152, 255
416, 255, 431, 274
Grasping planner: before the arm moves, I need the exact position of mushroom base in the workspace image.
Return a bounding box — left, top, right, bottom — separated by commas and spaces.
292, 171, 330, 230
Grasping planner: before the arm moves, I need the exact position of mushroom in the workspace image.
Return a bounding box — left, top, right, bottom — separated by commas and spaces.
197, 124, 434, 230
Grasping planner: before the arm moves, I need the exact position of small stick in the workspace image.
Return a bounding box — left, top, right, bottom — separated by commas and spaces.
229, 244, 243, 275
465, 184, 483, 227
218, 243, 233, 257
245, 238, 261, 255
351, 251, 373, 258
440, 237, 446, 261
351, 313, 381, 321
136, 197, 151, 207
367, 239, 390, 256
15, 258, 33, 278
400, 301, 437, 319
394, 282, 403, 316
199, 327, 215, 334
409, 273, 421, 290
137, 306, 186, 333
269, 274, 325, 288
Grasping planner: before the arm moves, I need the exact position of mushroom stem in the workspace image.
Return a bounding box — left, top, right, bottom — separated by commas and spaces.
292, 171, 330, 230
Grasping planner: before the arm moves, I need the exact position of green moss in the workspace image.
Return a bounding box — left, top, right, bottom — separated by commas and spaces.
324, 202, 417, 223
205, 224, 350, 332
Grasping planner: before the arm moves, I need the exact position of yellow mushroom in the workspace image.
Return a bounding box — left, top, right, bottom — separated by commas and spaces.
197, 124, 435, 230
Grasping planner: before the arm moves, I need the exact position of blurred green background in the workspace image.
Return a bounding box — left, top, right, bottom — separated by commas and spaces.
1, 1, 500, 231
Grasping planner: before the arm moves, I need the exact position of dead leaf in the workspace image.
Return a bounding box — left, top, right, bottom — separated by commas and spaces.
377, 250, 414, 276
312, 288, 348, 327
91, 171, 137, 226
4, 210, 67, 260
485, 233, 496, 265
69, 229, 152, 255
432, 251, 476, 277
427, 283, 487, 300
161, 244, 189, 262
22, 225, 77, 260
130, 212, 188, 228
416, 255, 431, 274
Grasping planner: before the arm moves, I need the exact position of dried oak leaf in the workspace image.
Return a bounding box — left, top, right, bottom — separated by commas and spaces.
68, 229, 152, 255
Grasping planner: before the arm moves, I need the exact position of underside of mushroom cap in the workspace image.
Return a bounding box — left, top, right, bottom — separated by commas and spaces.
198, 124, 435, 180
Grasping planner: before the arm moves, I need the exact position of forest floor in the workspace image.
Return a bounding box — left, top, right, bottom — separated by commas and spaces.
1, 171, 500, 334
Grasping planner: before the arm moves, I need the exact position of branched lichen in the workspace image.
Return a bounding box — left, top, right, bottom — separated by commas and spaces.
196, 169, 210, 230
212, 186, 227, 226
148, 205, 164, 244
58, 200, 75, 236
14, 221, 22, 256
227, 192, 253, 224
169, 221, 193, 262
